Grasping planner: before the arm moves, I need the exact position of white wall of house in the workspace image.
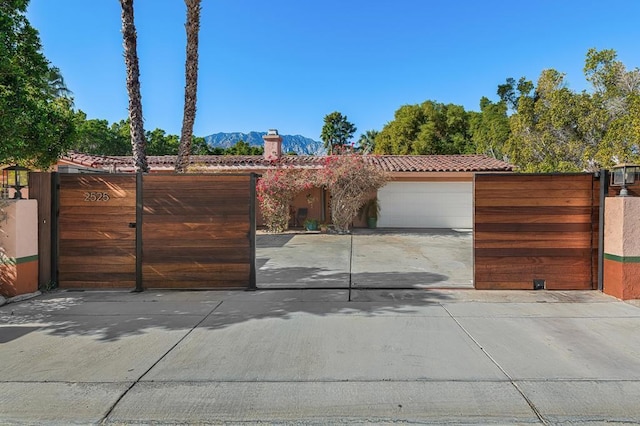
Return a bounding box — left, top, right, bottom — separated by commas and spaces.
377, 181, 473, 229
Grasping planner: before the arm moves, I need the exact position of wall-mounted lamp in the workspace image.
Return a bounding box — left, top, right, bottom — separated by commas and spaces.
611, 163, 639, 197
2, 165, 29, 199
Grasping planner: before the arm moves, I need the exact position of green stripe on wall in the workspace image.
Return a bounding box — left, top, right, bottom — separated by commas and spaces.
604, 253, 640, 263
0, 254, 38, 265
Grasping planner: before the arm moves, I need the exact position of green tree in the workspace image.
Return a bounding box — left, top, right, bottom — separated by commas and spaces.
357, 130, 378, 154
46, 66, 73, 100
72, 111, 130, 155
320, 111, 357, 154
497, 77, 535, 112
119, 0, 148, 172
175, 0, 202, 173
191, 136, 215, 155
0, 0, 76, 169
146, 128, 180, 155
225, 140, 263, 155
586, 49, 640, 167
469, 97, 510, 159
506, 69, 603, 172
505, 49, 640, 172
374, 101, 473, 155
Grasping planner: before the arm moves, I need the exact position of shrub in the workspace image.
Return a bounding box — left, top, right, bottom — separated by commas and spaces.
318, 155, 388, 233
256, 168, 314, 233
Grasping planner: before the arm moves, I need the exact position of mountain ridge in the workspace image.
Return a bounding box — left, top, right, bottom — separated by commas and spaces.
204, 131, 325, 155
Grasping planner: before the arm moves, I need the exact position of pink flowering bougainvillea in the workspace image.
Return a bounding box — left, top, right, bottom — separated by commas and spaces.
318, 154, 388, 233
256, 154, 388, 233
256, 167, 315, 233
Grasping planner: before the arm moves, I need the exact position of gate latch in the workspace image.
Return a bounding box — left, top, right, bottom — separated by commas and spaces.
128, 222, 136, 228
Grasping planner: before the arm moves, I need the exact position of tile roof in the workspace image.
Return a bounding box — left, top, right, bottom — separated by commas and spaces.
60, 152, 513, 173
366, 155, 513, 172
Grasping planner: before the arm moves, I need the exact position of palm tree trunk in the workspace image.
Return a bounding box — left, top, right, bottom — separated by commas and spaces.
175, 0, 202, 173
120, 0, 149, 173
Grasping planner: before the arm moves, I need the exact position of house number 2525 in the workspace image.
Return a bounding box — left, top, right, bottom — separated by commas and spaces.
83, 192, 110, 202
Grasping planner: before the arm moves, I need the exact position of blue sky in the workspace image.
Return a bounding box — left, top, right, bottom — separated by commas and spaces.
28, 0, 640, 141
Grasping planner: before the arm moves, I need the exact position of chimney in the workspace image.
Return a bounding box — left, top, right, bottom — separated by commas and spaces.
263, 129, 282, 160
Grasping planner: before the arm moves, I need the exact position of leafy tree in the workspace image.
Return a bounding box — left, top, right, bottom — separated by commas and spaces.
320, 111, 357, 154
374, 101, 473, 155
175, 0, 202, 172
119, 0, 148, 172
505, 49, 640, 172
469, 97, 510, 159
586, 49, 640, 166
497, 77, 535, 112
506, 70, 590, 172
146, 128, 179, 155
225, 140, 263, 155
191, 136, 218, 155
584, 48, 624, 97
72, 111, 130, 155
0, 0, 76, 169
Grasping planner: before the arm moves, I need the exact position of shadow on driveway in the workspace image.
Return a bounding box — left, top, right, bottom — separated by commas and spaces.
257, 229, 473, 290
0, 289, 456, 343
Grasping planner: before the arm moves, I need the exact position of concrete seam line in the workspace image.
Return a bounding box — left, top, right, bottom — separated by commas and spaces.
440, 304, 550, 426
348, 231, 353, 302
99, 300, 225, 425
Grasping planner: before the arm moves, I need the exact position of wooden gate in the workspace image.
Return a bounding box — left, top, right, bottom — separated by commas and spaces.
58, 174, 137, 288
54, 173, 255, 290
474, 174, 600, 290
142, 174, 255, 289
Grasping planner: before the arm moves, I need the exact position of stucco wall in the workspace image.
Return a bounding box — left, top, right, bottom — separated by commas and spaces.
1, 200, 38, 259
604, 197, 640, 258
603, 196, 640, 300
0, 199, 38, 297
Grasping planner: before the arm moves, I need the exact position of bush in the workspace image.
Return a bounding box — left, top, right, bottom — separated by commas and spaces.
318, 155, 388, 233
256, 168, 314, 233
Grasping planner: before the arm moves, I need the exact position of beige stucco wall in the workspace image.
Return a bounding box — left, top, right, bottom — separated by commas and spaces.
604, 197, 640, 257
1, 200, 38, 259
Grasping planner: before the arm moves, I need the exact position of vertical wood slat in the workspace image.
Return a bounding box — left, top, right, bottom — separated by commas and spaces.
474, 173, 599, 290
28, 172, 52, 289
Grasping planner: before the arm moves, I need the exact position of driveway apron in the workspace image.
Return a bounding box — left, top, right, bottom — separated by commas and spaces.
257, 229, 473, 289
257, 234, 351, 288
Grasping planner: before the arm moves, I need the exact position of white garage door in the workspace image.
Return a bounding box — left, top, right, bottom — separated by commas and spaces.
377, 182, 472, 229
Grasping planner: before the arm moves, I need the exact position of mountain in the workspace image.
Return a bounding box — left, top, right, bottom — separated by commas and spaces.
203, 131, 325, 155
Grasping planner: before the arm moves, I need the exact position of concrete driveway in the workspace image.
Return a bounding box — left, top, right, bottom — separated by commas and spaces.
2, 289, 640, 424
257, 228, 473, 289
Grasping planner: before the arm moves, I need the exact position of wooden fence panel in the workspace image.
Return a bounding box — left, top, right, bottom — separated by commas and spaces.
142, 174, 254, 289
474, 174, 598, 290
58, 174, 136, 288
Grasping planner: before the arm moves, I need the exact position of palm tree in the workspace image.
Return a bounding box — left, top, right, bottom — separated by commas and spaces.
358, 130, 378, 154
175, 0, 202, 173
46, 66, 73, 100
119, 0, 149, 173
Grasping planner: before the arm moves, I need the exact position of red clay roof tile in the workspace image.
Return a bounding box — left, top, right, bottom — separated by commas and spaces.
60, 152, 513, 173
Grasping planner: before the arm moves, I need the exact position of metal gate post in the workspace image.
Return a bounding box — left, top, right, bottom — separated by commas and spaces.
598, 169, 607, 291
51, 172, 60, 286
248, 173, 257, 290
